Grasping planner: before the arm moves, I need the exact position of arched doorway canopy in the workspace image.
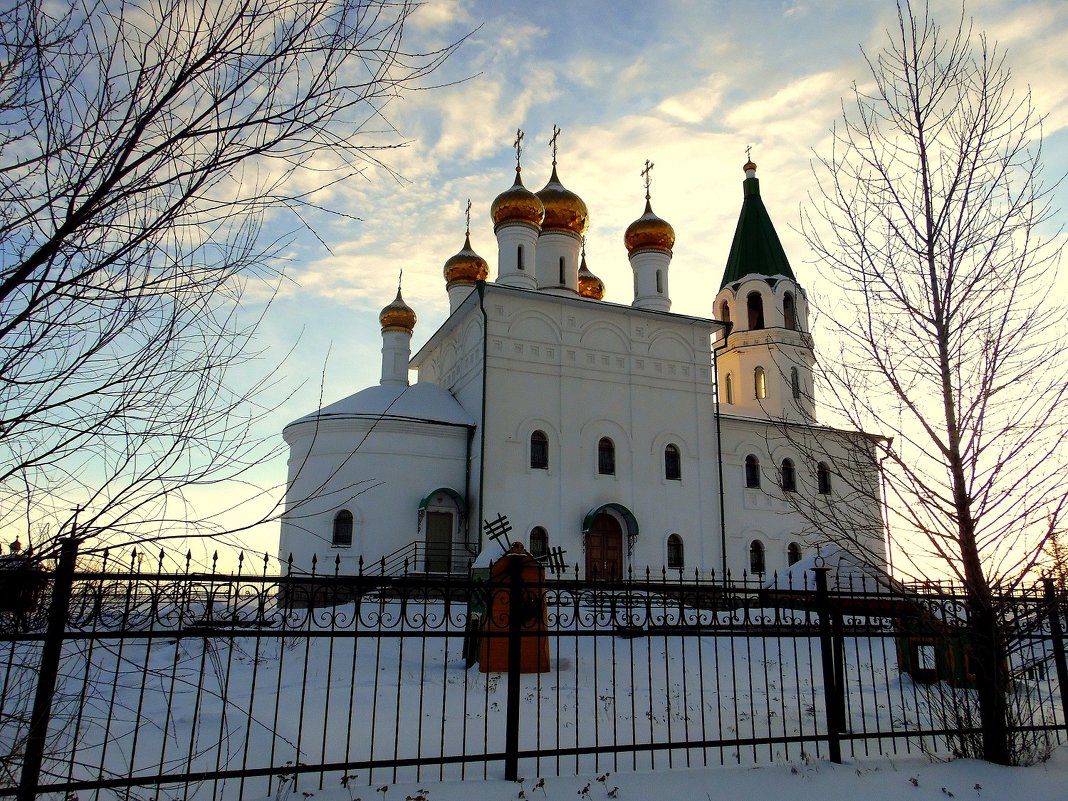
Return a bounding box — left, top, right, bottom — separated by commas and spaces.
581, 503, 638, 538
418, 487, 465, 511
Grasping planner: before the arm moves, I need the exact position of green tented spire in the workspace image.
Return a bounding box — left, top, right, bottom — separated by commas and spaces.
719, 162, 794, 289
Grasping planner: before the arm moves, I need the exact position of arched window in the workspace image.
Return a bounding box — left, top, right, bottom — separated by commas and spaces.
790, 367, 801, 401
781, 458, 796, 492
667, 534, 684, 569
754, 366, 767, 399
529, 527, 548, 558
664, 444, 681, 480
787, 542, 802, 566
719, 300, 731, 323
332, 510, 353, 547
747, 291, 765, 330
598, 437, 616, 475
749, 540, 766, 575
656, 269, 663, 293
517, 244, 525, 270
745, 454, 760, 488
725, 374, 734, 405
530, 430, 548, 469
783, 292, 797, 330
817, 461, 832, 495
559, 256, 565, 285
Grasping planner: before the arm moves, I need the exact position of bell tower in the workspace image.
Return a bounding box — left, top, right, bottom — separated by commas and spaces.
714, 159, 815, 422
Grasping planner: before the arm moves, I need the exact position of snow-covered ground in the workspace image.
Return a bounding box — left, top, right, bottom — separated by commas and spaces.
259, 748, 1068, 801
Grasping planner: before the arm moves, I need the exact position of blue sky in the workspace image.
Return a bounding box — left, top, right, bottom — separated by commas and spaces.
213, 0, 1068, 562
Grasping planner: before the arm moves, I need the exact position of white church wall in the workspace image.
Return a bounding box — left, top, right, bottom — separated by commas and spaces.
474, 287, 723, 577
279, 418, 470, 574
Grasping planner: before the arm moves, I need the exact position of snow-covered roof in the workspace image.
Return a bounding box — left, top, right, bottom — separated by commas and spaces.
286, 382, 475, 429
764, 546, 903, 594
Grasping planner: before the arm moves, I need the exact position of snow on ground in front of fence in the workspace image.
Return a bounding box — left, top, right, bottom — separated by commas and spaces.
256, 746, 1068, 801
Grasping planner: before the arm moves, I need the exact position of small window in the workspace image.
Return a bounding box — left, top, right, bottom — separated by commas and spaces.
783, 292, 797, 330
656, 269, 663, 293
667, 534, 684, 569
787, 542, 802, 566
747, 291, 765, 330
530, 430, 548, 469
745, 454, 760, 488
790, 367, 800, 401
781, 458, 796, 492
517, 244, 524, 270
332, 510, 353, 547
719, 300, 731, 323
559, 256, 565, 285
749, 540, 766, 575
598, 437, 616, 475
754, 366, 767, 400
817, 461, 832, 495
725, 374, 734, 405
664, 444, 681, 481
529, 527, 548, 558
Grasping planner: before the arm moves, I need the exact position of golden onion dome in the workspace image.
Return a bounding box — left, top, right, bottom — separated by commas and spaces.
577, 251, 605, 300
536, 165, 589, 235
491, 168, 545, 228
443, 234, 489, 285
379, 286, 416, 333
624, 198, 675, 253
743, 159, 757, 173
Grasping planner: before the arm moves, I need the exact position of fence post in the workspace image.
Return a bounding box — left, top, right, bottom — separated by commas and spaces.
18, 536, 80, 801
504, 553, 523, 781
813, 566, 842, 763
1043, 577, 1068, 730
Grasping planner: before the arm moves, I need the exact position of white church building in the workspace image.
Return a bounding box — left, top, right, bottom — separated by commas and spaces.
278, 139, 886, 580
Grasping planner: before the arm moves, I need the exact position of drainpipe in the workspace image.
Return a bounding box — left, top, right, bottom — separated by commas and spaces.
476, 281, 488, 551
463, 425, 474, 552
713, 322, 732, 578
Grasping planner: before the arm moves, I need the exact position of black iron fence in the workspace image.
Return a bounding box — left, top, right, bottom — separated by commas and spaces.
1, 542, 1066, 800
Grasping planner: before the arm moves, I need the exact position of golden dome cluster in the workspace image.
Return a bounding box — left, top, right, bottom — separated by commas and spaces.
443, 234, 489, 285
379, 287, 416, 333
577, 251, 604, 300
536, 165, 589, 235
491, 168, 545, 228
624, 198, 675, 253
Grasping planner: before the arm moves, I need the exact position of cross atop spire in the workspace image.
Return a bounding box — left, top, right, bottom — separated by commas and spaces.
397, 269, 403, 292
549, 124, 561, 166
465, 198, 472, 237
746, 144, 752, 162
641, 159, 655, 201
513, 128, 524, 170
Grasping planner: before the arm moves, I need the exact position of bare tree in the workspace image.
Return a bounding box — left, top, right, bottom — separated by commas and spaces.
799, 0, 1067, 764
0, 0, 462, 560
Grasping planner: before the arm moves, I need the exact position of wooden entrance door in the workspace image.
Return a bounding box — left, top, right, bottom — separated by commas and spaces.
585, 513, 623, 580
425, 511, 453, 572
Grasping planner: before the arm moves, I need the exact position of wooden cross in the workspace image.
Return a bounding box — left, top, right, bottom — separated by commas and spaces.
465, 198, 472, 236
549, 124, 561, 165
483, 513, 513, 553
641, 159, 654, 200
513, 128, 524, 167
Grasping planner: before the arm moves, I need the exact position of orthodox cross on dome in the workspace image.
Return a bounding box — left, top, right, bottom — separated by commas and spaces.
464, 198, 472, 237
397, 269, 403, 292
581, 234, 587, 257
746, 144, 752, 162
513, 128, 524, 169
641, 159, 655, 201
549, 124, 561, 166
